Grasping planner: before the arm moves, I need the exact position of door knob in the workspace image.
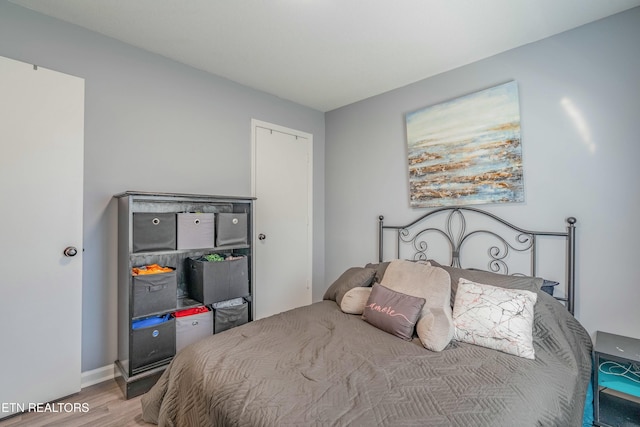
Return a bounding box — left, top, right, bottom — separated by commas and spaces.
63, 246, 78, 257
258, 233, 266, 241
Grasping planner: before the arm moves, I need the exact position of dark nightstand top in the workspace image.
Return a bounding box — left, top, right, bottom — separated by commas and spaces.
595, 331, 640, 363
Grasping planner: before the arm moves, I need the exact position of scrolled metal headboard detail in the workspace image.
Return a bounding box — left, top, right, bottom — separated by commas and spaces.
378, 207, 577, 314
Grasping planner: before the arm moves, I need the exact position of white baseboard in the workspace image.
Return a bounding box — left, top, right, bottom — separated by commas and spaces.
81, 364, 119, 389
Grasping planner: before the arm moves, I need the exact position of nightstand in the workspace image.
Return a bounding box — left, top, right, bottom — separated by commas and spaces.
594, 331, 640, 426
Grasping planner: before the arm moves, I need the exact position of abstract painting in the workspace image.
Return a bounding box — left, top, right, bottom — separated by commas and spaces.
405, 81, 523, 208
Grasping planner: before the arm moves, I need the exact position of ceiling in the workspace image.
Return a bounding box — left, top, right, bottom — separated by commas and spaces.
9, 0, 640, 112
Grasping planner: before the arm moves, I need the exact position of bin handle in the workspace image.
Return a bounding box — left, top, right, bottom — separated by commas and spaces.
148, 284, 168, 292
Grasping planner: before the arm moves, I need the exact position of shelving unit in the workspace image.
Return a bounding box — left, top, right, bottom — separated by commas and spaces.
594, 331, 640, 427
114, 191, 254, 398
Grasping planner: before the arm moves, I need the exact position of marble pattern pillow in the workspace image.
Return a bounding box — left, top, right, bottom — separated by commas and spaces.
362, 284, 425, 341
453, 278, 538, 359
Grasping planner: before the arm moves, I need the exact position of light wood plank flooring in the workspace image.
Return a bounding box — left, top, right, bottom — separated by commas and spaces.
0, 380, 154, 427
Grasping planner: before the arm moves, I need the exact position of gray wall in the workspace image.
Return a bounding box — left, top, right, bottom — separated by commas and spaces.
0, 1, 325, 372
2, 0, 638, 373
325, 8, 640, 340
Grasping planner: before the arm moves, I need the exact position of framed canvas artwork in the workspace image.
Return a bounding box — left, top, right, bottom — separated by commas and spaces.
405, 81, 524, 208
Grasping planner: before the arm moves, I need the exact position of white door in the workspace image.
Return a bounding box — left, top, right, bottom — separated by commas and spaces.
252, 120, 312, 319
0, 56, 84, 419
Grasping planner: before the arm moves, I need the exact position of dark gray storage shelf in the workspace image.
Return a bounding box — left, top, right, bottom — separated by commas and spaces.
114, 191, 255, 399
177, 296, 205, 309
129, 297, 201, 320
129, 244, 251, 257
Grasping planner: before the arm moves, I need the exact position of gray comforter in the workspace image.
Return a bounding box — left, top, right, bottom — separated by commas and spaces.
141, 292, 592, 426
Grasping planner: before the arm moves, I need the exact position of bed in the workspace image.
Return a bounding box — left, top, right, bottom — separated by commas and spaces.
141, 207, 592, 426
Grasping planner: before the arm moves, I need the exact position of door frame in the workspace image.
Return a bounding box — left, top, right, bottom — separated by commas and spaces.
250, 119, 313, 317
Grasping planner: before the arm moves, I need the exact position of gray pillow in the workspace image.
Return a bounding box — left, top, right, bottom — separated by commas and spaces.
428, 260, 544, 307
364, 262, 390, 283
323, 267, 376, 305
362, 284, 426, 341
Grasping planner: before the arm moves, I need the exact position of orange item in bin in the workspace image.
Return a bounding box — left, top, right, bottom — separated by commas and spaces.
132, 264, 173, 276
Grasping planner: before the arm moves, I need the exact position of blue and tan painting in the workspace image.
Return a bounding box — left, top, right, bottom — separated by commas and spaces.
405, 81, 523, 208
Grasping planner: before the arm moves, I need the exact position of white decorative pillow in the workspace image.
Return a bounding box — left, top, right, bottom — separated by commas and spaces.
453, 278, 537, 359
340, 287, 372, 314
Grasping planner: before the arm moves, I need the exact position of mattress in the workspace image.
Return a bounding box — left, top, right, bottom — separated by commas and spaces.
142, 292, 592, 426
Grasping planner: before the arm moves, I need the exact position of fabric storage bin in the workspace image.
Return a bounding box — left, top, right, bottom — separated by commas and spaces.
174, 308, 213, 352
216, 213, 248, 246
133, 213, 176, 252
132, 270, 177, 318
177, 213, 215, 250
187, 256, 249, 305
213, 299, 249, 334
131, 317, 175, 372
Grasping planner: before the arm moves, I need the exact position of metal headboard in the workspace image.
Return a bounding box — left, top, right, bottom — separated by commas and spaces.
378, 207, 577, 314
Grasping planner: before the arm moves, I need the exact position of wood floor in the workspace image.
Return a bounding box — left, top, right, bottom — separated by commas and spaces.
0, 380, 154, 427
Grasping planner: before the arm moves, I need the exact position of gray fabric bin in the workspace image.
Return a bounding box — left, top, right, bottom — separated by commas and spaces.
187, 256, 249, 305
131, 318, 175, 372
132, 270, 177, 317
177, 213, 215, 250
133, 213, 176, 252
175, 310, 213, 352
213, 300, 248, 334
216, 213, 248, 246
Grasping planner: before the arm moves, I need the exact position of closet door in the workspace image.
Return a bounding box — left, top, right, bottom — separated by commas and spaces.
0, 56, 84, 418
252, 121, 313, 320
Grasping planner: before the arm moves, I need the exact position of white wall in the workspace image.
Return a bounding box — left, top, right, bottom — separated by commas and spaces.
0, 1, 325, 372
325, 8, 640, 340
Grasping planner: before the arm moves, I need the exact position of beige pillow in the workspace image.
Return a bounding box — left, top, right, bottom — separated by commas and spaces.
380, 260, 454, 351
340, 287, 372, 314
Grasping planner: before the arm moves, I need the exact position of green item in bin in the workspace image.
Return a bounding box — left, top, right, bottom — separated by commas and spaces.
204, 253, 224, 262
